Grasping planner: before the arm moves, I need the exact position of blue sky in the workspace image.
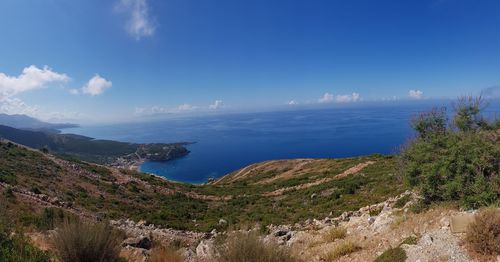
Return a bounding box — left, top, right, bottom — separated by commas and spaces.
0, 0, 499, 122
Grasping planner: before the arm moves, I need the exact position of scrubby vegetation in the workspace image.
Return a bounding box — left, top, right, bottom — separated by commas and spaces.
0, 140, 402, 232
323, 226, 346, 242
466, 208, 500, 255
374, 235, 418, 262
0, 226, 52, 262
399, 96, 499, 208
215, 232, 297, 262
373, 246, 406, 262
52, 220, 124, 262
326, 240, 361, 260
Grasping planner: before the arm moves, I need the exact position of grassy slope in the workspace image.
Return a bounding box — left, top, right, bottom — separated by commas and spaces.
0, 141, 405, 232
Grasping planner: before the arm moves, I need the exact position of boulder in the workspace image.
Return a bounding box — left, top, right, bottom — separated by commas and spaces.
196, 239, 214, 259
122, 235, 152, 250
218, 219, 227, 226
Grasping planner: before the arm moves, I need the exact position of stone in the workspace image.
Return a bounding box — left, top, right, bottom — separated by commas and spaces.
439, 217, 450, 227
196, 240, 213, 258
368, 217, 375, 225
420, 234, 433, 246
274, 230, 288, 237
122, 236, 152, 250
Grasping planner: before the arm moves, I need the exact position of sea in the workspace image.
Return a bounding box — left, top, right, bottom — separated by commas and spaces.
64, 100, 499, 184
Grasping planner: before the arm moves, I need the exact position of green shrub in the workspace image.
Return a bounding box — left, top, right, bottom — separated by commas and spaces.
0, 171, 16, 185
26, 208, 76, 231
374, 246, 406, 262
466, 209, 500, 255
4, 187, 15, 199
0, 226, 52, 262
408, 200, 427, 214
400, 235, 418, 245
394, 195, 411, 208
369, 207, 383, 216
52, 220, 124, 262
399, 97, 499, 208
215, 232, 296, 262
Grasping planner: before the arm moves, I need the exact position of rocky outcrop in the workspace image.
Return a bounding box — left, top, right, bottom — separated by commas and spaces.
110, 219, 207, 249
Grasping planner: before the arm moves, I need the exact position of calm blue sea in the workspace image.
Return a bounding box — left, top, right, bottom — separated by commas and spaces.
64, 100, 499, 184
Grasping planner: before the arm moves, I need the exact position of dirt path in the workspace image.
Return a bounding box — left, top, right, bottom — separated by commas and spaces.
262, 161, 375, 197
255, 159, 316, 185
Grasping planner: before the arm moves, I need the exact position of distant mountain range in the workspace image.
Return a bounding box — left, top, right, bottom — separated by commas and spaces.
0, 113, 78, 132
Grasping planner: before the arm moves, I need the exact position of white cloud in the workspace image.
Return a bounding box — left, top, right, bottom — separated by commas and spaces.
209, 100, 224, 109
318, 92, 361, 103
0, 65, 69, 100
0, 65, 70, 118
318, 93, 334, 103
116, 0, 156, 40
81, 74, 112, 96
288, 100, 298, 105
409, 89, 423, 99
177, 103, 197, 111
335, 92, 361, 103
134, 107, 146, 115
0, 97, 40, 116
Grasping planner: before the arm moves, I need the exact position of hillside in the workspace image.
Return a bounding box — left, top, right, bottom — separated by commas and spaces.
0, 124, 189, 166
0, 140, 498, 261
0, 113, 78, 131
0, 140, 403, 232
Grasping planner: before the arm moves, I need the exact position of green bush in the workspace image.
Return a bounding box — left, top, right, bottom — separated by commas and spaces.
394, 195, 411, 208
400, 235, 418, 245
0, 170, 16, 185
399, 97, 499, 208
52, 220, 124, 262
0, 227, 52, 262
374, 246, 406, 262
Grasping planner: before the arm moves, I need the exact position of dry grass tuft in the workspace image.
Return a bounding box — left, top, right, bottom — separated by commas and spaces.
215, 232, 297, 262
149, 245, 185, 262
466, 208, 500, 255
323, 226, 347, 242
52, 220, 124, 262
325, 240, 361, 261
